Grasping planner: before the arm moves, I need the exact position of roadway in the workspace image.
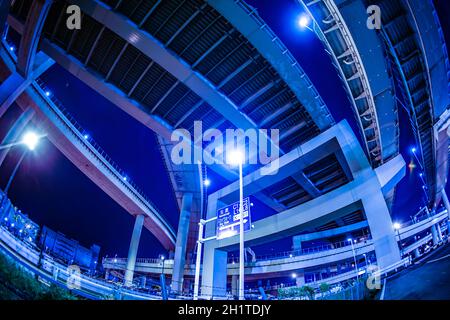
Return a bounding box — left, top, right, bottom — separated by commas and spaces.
383, 240, 450, 300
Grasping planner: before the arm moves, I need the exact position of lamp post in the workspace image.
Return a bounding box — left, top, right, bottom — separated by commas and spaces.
411, 147, 424, 170
347, 238, 358, 280
161, 255, 165, 274
228, 150, 245, 300
394, 222, 402, 257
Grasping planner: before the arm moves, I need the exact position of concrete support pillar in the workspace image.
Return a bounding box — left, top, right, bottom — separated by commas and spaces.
124, 214, 145, 287
431, 224, 442, 246
362, 191, 401, 269
0, 107, 35, 167
201, 244, 228, 298
231, 275, 238, 297
414, 248, 421, 259
183, 278, 192, 294
171, 193, 193, 294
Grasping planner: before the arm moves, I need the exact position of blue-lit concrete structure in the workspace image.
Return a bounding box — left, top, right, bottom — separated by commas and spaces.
0, 0, 449, 300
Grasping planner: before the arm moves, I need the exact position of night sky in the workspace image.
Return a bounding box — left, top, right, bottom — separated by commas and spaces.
0, 0, 449, 259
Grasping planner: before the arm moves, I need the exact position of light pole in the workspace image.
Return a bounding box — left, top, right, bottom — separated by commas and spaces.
411, 147, 424, 170
228, 150, 245, 300
0, 132, 42, 210
347, 238, 358, 280
348, 238, 359, 299
160, 255, 165, 275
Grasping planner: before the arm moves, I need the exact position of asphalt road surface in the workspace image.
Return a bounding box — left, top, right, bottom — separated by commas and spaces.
383, 241, 450, 299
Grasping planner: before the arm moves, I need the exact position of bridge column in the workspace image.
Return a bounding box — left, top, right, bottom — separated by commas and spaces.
171, 193, 193, 295
0, 107, 35, 167
0, 51, 54, 117
414, 248, 421, 259
231, 275, 238, 297
16, 0, 52, 77
124, 214, 145, 287
0, 1, 12, 37
292, 236, 302, 252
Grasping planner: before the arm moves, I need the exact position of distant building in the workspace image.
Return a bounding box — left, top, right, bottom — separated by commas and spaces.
39, 226, 100, 272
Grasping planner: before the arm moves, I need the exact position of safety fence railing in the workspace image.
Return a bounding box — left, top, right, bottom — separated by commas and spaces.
399, 207, 446, 229
228, 236, 372, 263
235, 0, 334, 125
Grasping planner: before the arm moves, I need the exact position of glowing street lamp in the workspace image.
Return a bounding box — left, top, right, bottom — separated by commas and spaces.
227, 148, 245, 300
297, 14, 313, 31
203, 179, 211, 187
347, 238, 359, 283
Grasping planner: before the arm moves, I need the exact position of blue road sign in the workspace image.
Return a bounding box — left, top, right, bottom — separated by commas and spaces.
216, 197, 251, 239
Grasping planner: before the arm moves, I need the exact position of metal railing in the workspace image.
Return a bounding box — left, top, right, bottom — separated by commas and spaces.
399, 207, 446, 229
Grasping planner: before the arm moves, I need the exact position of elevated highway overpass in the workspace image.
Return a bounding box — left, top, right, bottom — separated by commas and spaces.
300, 0, 450, 208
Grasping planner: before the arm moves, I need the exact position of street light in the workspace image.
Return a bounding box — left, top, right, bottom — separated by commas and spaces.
160, 255, 165, 274
297, 14, 312, 31
227, 149, 245, 300
411, 147, 424, 170
347, 238, 358, 280
22, 132, 40, 151
203, 179, 210, 187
